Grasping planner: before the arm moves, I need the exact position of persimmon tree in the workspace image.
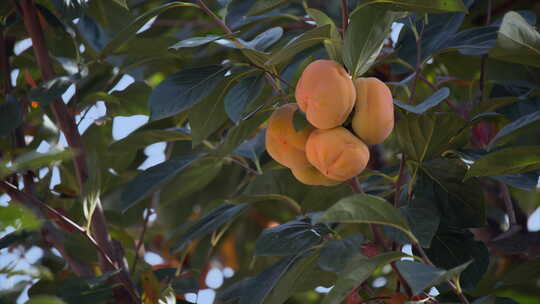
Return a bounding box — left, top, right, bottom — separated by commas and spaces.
1, 0, 540, 303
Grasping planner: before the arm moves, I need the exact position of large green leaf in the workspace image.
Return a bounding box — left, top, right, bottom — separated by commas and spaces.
149, 65, 228, 121
322, 252, 406, 304
395, 260, 472, 295
344, 6, 399, 77
396, 112, 467, 162
465, 146, 540, 179
119, 154, 202, 212
255, 220, 325, 256
225, 74, 265, 123
83, 82, 151, 116
315, 194, 418, 243
247, 0, 289, 16
28, 76, 72, 106
305, 8, 342, 61
215, 109, 271, 156
100, 1, 199, 56
361, 0, 467, 13
488, 111, 540, 149
0, 204, 41, 232
383, 207, 440, 248
26, 296, 66, 304
109, 128, 190, 152
266, 25, 331, 66
318, 233, 364, 272
170, 203, 249, 253
490, 11, 540, 68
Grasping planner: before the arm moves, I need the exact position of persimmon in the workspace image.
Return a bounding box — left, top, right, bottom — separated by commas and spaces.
352, 77, 394, 145
291, 166, 341, 186
295, 60, 356, 129
305, 127, 370, 181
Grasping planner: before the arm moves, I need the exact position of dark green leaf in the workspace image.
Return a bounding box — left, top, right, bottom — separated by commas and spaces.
396, 112, 467, 162
171, 277, 199, 294
169, 34, 231, 50
383, 207, 440, 248
0, 231, 31, 250
396, 260, 472, 295
234, 130, 266, 163
344, 6, 399, 77
51, 0, 87, 19
424, 231, 489, 290
255, 220, 325, 256
315, 194, 418, 243
0, 95, 23, 137
242, 27, 283, 51
502, 257, 540, 286
490, 11, 540, 68
361, 0, 467, 13
112, 0, 128, 10
57, 271, 120, 304
266, 25, 332, 66
394, 87, 449, 114
171, 203, 248, 253
305, 8, 342, 61
109, 128, 190, 152
466, 146, 540, 179
26, 296, 66, 304
318, 233, 364, 272
225, 74, 265, 123
215, 110, 271, 156
322, 252, 406, 304
120, 154, 202, 213
100, 1, 199, 56
29, 76, 72, 106
247, 0, 289, 16
488, 111, 540, 149
150, 65, 228, 121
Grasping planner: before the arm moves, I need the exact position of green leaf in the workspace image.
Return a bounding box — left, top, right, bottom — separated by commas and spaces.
0, 204, 41, 232
383, 207, 440, 248
255, 220, 325, 256
169, 34, 231, 50
26, 295, 66, 304
393, 87, 449, 114
171, 277, 198, 294
112, 0, 128, 9
29, 76, 72, 106
57, 271, 119, 304
225, 74, 265, 123
247, 0, 289, 16
465, 146, 540, 179
149, 65, 228, 121
0, 149, 73, 179
100, 1, 199, 56
318, 233, 364, 272
215, 109, 271, 156
315, 194, 418, 243
490, 11, 540, 68
97, 81, 152, 116
361, 0, 467, 13
119, 154, 202, 213
395, 260, 472, 295
109, 128, 190, 153
305, 8, 342, 62
396, 112, 468, 162
488, 111, 540, 149
424, 231, 489, 290
502, 257, 540, 286
266, 25, 332, 66
344, 6, 399, 78
0, 95, 23, 137
322, 252, 406, 304
170, 203, 248, 253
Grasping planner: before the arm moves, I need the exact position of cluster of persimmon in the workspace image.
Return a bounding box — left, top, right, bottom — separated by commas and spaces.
266, 60, 394, 186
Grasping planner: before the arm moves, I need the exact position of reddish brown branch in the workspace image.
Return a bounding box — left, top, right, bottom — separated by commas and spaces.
341, 0, 349, 35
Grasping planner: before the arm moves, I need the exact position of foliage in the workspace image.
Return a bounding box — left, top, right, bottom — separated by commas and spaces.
1, 0, 539, 303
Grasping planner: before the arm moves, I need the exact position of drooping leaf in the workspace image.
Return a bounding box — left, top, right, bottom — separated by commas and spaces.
344, 6, 399, 77
393, 87, 449, 114
169, 34, 231, 50
0, 149, 73, 179
255, 220, 325, 256
0, 95, 23, 137
305, 8, 342, 61
322, 252, 406, 304
234, 130, 266, 163
488, 111, 540, 149
490, 11, 540, 68
266, 25, 332, 66
315, 194, 418, 243
361, 0, 467, 13
149, 65, 228, 121
170, 203, 249, 253
119, 154, 202, 213
465, 146, 540, 179
395, 260, 472, 295
318, 233, 364, 272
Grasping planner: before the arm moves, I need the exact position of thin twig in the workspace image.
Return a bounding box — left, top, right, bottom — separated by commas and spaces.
226, 156, 261, 175
340, 0, 349, 36
393, 155, 406, 208
347, 176, 364, 193
131, 195, 156, 274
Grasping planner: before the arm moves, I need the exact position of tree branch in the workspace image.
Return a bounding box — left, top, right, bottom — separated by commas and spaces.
340, 0, 349, 36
